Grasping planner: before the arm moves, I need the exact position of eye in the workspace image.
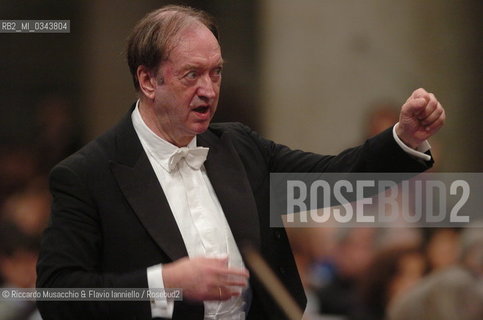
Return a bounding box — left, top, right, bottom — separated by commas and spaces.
211, 67, 222, 79
185, 71, 198, 80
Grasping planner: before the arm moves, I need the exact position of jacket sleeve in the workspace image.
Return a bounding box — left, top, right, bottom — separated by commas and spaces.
237, 124, 433, 173
36, 164, 151, 320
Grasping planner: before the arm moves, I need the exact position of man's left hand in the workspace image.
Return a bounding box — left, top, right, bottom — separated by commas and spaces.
396, 88, 446, 149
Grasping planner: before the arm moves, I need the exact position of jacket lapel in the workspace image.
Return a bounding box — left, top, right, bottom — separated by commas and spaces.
198, 129, 261, 251
109, 108, 261, 261
110, 110, 188, 262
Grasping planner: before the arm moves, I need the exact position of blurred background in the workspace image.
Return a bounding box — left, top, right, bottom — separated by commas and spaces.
0, 0, 481, 319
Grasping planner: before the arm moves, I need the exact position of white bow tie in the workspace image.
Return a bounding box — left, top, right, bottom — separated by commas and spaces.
167, 147, 209, 172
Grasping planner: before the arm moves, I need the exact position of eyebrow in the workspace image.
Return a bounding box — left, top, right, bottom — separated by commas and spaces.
181, 59, 224, 72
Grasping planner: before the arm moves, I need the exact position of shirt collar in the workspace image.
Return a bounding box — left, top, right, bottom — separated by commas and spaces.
131, 100, 197, 172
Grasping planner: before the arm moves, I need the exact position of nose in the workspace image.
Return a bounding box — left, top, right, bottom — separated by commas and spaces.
197, 74, 217, 101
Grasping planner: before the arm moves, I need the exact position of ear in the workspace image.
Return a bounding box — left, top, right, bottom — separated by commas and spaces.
137, 65, 158, 100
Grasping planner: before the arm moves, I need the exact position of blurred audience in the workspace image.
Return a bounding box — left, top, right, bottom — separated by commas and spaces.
1, 183, 51, 237
387, 223, 483, 320
351, 245, 427, 320
0, 146, 39, 207
0, 93, 78, 319
423, 228, 461, 272
0, 223, 41, 320
316, 228, 378, 317
33, 95, 81, 174
458, 223, 483, 276
0, 94, 80, 209
0, 223, 39, 288
287, 227, 342, 319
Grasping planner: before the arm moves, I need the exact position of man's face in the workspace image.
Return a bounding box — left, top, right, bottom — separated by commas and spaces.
150, 23, 223, 146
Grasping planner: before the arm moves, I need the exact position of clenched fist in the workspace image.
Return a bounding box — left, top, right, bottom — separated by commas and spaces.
396, 88, 446, 149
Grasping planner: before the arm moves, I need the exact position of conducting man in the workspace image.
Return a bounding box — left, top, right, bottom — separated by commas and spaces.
37, 5, 445, 320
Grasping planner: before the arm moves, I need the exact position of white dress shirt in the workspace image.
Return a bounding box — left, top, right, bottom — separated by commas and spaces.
131, 102, 247, 319
392, 123, 431, 161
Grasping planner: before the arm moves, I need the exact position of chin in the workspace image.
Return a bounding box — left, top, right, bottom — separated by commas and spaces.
190, 123, 210, 135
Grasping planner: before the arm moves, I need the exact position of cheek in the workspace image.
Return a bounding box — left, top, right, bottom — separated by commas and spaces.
183, 87, 200, 104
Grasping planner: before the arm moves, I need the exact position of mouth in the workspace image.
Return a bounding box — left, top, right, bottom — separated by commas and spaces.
192, 105, 210, 114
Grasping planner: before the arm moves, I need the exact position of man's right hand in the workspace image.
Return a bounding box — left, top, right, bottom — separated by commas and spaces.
162, 256, 249, 301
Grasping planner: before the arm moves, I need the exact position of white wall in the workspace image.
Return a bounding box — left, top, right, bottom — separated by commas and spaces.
259, 0, 477, 170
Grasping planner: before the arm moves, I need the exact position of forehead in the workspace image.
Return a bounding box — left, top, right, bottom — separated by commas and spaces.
166, 23, 222, 69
